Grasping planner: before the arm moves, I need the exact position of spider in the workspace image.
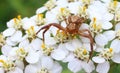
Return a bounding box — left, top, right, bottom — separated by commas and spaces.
36, 15, 94, 60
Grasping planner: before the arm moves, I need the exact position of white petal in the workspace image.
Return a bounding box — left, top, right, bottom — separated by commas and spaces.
3, 28, 15, 37
9, 47, 18, 60
68, 2, 80, 14
6, 38, 17, 46
50, 62, 62, 73
63, 53, 75, 62
72, 39, 82, 48
80, 23, 89, 30
25, 65, 37, 73
19, 39, 29, 48
56, 0, 68, 7
51, 44, 68, 60
95, 34, 108, 46
61, 21, 67, 28
8, 67, 23, 73
30, 38, 42, 51
102, 21, 112, 30
15, 60, 24, 70
41, 56, 54, 70
92, 56, 105, 63
26, 51, 40, 64
0, 68, 4, 73
22, 17, 36, 30
95, 46, 104, 52
10, 31, 22, 42
68, 59, 82, 73
115, 23, 120, 31
7, 19, 14, 28
36, 6, 47, 14
45, 12, 58, 24
110, 39, 120, 53
103, 30, 115, 41
81, 61, 95, 73
83, 43, 91, 51
81, 36, 90, 43
1, 45, 12, 56
44, 31, 57, 45
96, 61, 110, 73
112, 53, 120, 63
103, 13, 114, 21
65, 41, 75, 51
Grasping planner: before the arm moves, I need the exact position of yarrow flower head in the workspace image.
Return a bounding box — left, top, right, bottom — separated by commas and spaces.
1, 0, 120, 73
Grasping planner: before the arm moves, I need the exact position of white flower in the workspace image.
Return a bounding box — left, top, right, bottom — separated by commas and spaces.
110, 23, 120, 53
64, 39, 95, 73
25, 56, 62, 73
51, 43, 69, 61
30, 14, 46, 26
22, 17, 36, 30
0, 55, 23, 73
3, 30, 23, 46
36, 0, 56, 14
67, 1, 81, 14
92, 48, 120, 73
7, 15, 23, 30
95, 30, 115, 47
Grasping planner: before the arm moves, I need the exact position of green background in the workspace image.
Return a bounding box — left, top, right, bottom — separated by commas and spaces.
0, 0, 120, 73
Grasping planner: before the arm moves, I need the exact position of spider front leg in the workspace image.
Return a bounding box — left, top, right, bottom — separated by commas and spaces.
78, 29, 94, 61
36, 23, 66, 43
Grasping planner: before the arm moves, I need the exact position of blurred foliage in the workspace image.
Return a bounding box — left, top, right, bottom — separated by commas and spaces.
0, 0, 47, 32
0, 0, 120, 73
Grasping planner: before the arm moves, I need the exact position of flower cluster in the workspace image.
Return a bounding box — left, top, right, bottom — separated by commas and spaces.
0, 0, 120, 73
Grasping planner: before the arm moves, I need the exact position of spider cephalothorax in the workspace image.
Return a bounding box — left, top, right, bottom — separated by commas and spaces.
36, 15, 94, 60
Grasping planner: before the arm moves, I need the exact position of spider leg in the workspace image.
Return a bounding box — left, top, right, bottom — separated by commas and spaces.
42, 28, 49, 42
36, 23, 66, 42
78, 30, 94, 61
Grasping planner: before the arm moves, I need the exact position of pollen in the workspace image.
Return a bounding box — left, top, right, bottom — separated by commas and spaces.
113, 1, 118, 8
109, 48, 113, 53
41, 43, 46, 49
93, 18, 96, 23
60, 8, 65, 13
31, 26, 34, 31
38, 14, 44, 19
83, 49, 87, 55
0, 59, 5, 64
83, 6, 86, 12
14, 18, 17, 24
17, 15, 21, 20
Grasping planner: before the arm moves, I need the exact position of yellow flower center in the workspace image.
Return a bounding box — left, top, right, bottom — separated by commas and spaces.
100, 48, 114, 60
36, 14, 45, 26
0, 59, 15, 72
109, 48, 113, 53
78, 6, 88, 18
13, 15, 22, 29
41, 43, 53, 56
57, 7, 70, 21
113, 1, 118, 8
91, 18, 102, 33
74, 47, 89, 61
109, 1, 118, 13
55, 30, 68, 43
44, 0, 56, 10
26, 26, 36, 40
37, 68, 49, 73
16, 48, 28, 60
83, 49, 87, 55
